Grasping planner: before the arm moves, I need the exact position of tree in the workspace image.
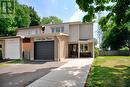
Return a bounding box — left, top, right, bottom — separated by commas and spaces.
29, 7, 40, 26
0, 17, 16, 36
41, 16, 62, 24
0, 0, 41, 36
76, 0, 130, 50
15, 3, 31, 28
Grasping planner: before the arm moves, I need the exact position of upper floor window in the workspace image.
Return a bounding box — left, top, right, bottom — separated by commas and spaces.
51, 27, 64, 33
56, 27, 60, 32
61, 27, 64, 32
52, 28, 55, 33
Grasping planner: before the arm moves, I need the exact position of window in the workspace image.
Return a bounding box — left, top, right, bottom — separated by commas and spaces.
56, 27, 60, 32
80, 44, 88, 52
51, 27, 64, 33
23, 38, 31, 43
51, 28, 55, 33
61, 27, 64, 32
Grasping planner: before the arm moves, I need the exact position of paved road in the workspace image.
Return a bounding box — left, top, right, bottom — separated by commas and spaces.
0, 61, 65, 87
27, 58, 94, 87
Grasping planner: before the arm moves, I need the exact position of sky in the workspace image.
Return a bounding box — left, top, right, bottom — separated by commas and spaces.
18, 0, 85, 22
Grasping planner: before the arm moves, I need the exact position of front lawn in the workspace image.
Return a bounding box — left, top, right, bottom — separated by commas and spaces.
85, 56, 130, 87
0, 59, 25, 68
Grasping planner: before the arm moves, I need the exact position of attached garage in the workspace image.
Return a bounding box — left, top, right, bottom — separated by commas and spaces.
34, 41, 54, 60
3, 37, 21, 59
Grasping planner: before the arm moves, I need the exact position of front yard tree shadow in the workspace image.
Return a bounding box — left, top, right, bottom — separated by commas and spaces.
86, 65, 130, 87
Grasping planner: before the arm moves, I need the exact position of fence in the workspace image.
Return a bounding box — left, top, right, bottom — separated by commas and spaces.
99, 50, 130, 56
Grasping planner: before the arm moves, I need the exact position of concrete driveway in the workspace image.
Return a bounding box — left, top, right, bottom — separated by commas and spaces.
27, 58, 94, 87
0, 61, 65, 87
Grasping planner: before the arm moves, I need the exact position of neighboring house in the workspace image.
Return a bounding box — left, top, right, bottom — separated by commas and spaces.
0, 21, 95, 61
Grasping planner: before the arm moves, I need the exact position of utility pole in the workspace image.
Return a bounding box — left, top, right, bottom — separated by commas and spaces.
96, 12, 102, 48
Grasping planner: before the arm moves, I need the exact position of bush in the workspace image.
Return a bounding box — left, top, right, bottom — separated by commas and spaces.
95, 48, 99, 57
120, 47, 129, 51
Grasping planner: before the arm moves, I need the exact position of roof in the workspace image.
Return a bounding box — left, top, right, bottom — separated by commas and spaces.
0, 36, 21, 39
42, 21, 95, 26
17, 25, 44, 30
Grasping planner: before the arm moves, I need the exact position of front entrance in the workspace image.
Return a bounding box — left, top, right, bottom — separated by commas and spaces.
68, 43, 92, 58
68, 44, 78, 58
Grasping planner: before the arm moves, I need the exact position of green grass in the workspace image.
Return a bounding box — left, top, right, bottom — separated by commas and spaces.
85, 56, 130, 87
0, 63, 8, 68
6, 59, 25, 64
0, 59, 25, 68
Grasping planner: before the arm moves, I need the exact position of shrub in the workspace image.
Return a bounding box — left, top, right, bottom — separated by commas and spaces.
120, 47, 129, 51
95, 48, 99, 57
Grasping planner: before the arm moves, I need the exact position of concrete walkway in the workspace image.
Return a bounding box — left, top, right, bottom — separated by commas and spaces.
27, 58, 94, 87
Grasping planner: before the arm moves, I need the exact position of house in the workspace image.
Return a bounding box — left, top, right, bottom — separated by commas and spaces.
0, 21, 95, 61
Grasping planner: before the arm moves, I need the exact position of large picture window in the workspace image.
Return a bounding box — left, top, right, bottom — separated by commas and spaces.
80, 44, 88, 52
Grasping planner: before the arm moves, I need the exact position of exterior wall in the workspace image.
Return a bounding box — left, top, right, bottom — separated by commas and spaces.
69, 24, 79, 42
4, 38, 21, 59
59, 37, 68, 60
54, 37, 58, 61
79, 23, 93, 40
22, 38, 34, 60
88, 42, 93, 57
22, 43, 31, 59
17, 28, 43, 37
30, 38, 34, 60
54, 36, 68, 61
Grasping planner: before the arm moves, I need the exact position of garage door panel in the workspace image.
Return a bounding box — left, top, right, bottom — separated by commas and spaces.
5, 38, 21, 59
34, 41, 54, 60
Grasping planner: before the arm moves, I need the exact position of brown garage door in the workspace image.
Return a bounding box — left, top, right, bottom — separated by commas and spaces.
34, 41, 54, 60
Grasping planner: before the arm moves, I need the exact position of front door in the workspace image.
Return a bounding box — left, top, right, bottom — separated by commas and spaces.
68, 44, 78, 58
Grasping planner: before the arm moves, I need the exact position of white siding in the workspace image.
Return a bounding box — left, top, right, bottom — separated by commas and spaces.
17, 28, 42, 37
63, 24, 69, 34
79, 24, 93, 40
69, 24, 79, 42
44, 26, 51, 34
4, 38, 21, 59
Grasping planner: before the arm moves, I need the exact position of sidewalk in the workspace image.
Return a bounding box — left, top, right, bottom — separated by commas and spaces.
27, 58, 94, 87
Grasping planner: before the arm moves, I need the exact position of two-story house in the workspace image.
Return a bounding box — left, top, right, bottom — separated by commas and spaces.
0, 21, 95, 61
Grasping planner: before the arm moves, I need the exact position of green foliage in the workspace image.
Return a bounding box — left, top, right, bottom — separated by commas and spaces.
76, 0, 130, 50
101, 26, 130, 50
76, 0, 112, 22
95, 47, 99, 57
0, 17, 16, 36
41, 16, 62, 24
15, 4, 31, 28
29, 7, 40, 26
120, 47, 129, 51
0, 0, 41, 36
